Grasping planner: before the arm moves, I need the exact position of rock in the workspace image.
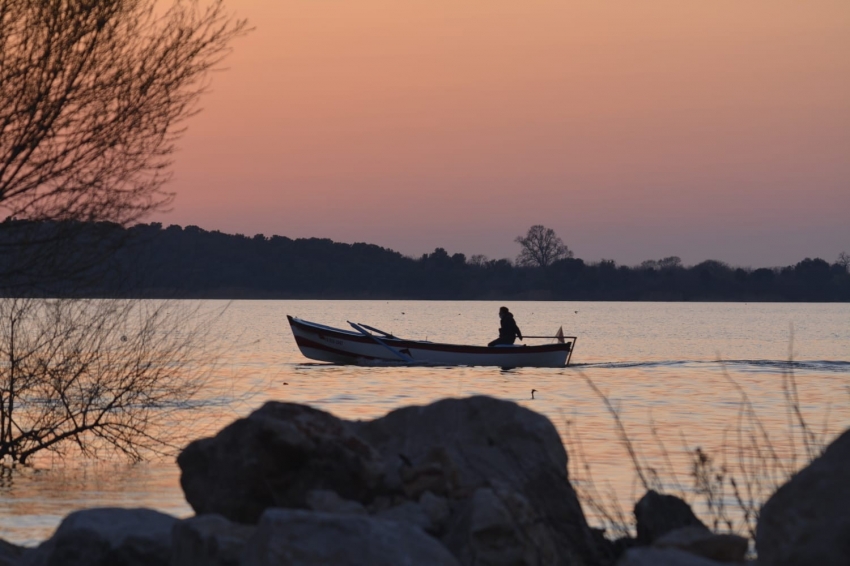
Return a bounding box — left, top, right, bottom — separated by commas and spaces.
399, 446, 461, 499
377, 501, 433, 533
240, 508, 460, 566
456, 484, 560, 566
365, 495, 395, 514
611, 535, 638, 560
634, 490, 707, 545
618, 547, 737, 566
756, 427, 850, 566
171, 514, 255, 566
21, 507, 176, 566
0, 538, 26, 566
355, 396, 609, 565
654, 526, 748, 563
176, 396, 613, 564
305, 489, 367, 515
419, 491, 451, 533
178, 402, 385, 523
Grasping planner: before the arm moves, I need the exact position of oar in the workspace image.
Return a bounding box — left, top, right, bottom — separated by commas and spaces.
348, 321, 414, 363
358, 323, 395, 338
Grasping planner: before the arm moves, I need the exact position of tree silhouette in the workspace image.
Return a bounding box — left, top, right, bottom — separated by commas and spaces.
0, 1, 248, 463
514, 225, 572, 268
837, 252, 850, 273
0, 0, 249, 287
0, 0, 247, 225
0, 297, 214, 464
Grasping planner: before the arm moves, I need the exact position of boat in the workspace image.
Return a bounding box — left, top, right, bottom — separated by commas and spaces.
287, 315, 576, 368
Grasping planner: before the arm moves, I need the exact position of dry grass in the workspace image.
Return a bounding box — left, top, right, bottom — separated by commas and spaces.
565, 338, 835, 541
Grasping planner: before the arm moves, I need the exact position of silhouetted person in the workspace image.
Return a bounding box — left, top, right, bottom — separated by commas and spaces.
488, 306, 523, 347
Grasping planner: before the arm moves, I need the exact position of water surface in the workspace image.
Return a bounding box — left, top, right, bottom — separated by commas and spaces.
1, 300, 848, 545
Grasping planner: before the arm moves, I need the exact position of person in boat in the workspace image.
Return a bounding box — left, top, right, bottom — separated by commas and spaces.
488, 306, 523, 347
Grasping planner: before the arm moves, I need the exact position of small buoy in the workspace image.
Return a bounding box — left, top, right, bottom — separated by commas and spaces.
120, 335, 127, 342
283, 382, 288, 385
575, 311, 578, 314
531, 389, 537, 399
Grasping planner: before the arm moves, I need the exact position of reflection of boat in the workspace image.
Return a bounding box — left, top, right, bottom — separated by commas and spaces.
287, 316, 576, 368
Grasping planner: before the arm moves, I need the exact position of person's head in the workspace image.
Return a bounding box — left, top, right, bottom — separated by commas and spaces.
499, 306, 509, 318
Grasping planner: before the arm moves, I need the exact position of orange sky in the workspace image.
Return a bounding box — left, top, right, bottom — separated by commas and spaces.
156, 0, 850, 266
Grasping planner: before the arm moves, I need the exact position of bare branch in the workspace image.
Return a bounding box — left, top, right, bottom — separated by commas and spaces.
0, 297, 223, 464
0, 0, 249, 287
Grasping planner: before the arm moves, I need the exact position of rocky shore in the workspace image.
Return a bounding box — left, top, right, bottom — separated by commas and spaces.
2, 396, 847, 565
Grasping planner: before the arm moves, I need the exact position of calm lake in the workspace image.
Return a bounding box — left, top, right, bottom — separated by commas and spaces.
2, 300, 849, 545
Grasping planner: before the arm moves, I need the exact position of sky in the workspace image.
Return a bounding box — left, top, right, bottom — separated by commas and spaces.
155, 0, 850, 267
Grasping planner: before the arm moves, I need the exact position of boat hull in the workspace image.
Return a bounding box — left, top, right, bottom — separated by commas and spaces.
288, 316, 575, 368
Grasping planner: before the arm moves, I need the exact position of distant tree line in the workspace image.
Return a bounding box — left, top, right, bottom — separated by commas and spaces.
1, 220, 848, 301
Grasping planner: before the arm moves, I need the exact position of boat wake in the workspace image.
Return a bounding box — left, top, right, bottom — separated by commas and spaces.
574, 359, 850, 375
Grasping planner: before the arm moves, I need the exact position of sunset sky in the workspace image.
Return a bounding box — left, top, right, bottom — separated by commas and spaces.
156, 0, 850, 267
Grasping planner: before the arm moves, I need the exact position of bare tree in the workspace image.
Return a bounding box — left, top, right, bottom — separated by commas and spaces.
514, 225, 573, 268
0, 0, 249, 287
0, 0, 248, 224
0, 297, 218, 464
0, 2, 248, 464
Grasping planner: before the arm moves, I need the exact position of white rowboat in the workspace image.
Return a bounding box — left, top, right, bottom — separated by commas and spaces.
287, 316, 576, 368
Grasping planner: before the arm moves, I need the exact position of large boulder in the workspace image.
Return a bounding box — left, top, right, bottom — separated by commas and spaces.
178, 402, 386, 523
634, 491, 707, 545
304, 489, 368, 515
21, 508, 176, 566
0, 538, 26, 566
442, 483, 561, 565
240, 508, 460, 566
354, 395, 609, 565
175, 396, 613, 565
756, 427, 850, 565
171, 514, 256, 566
617, 547, 738, 566
653, 527, 748, 563
376, 501, 434, 533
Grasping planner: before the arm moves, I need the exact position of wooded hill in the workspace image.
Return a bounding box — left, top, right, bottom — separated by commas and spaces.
2, 220, 848, 301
